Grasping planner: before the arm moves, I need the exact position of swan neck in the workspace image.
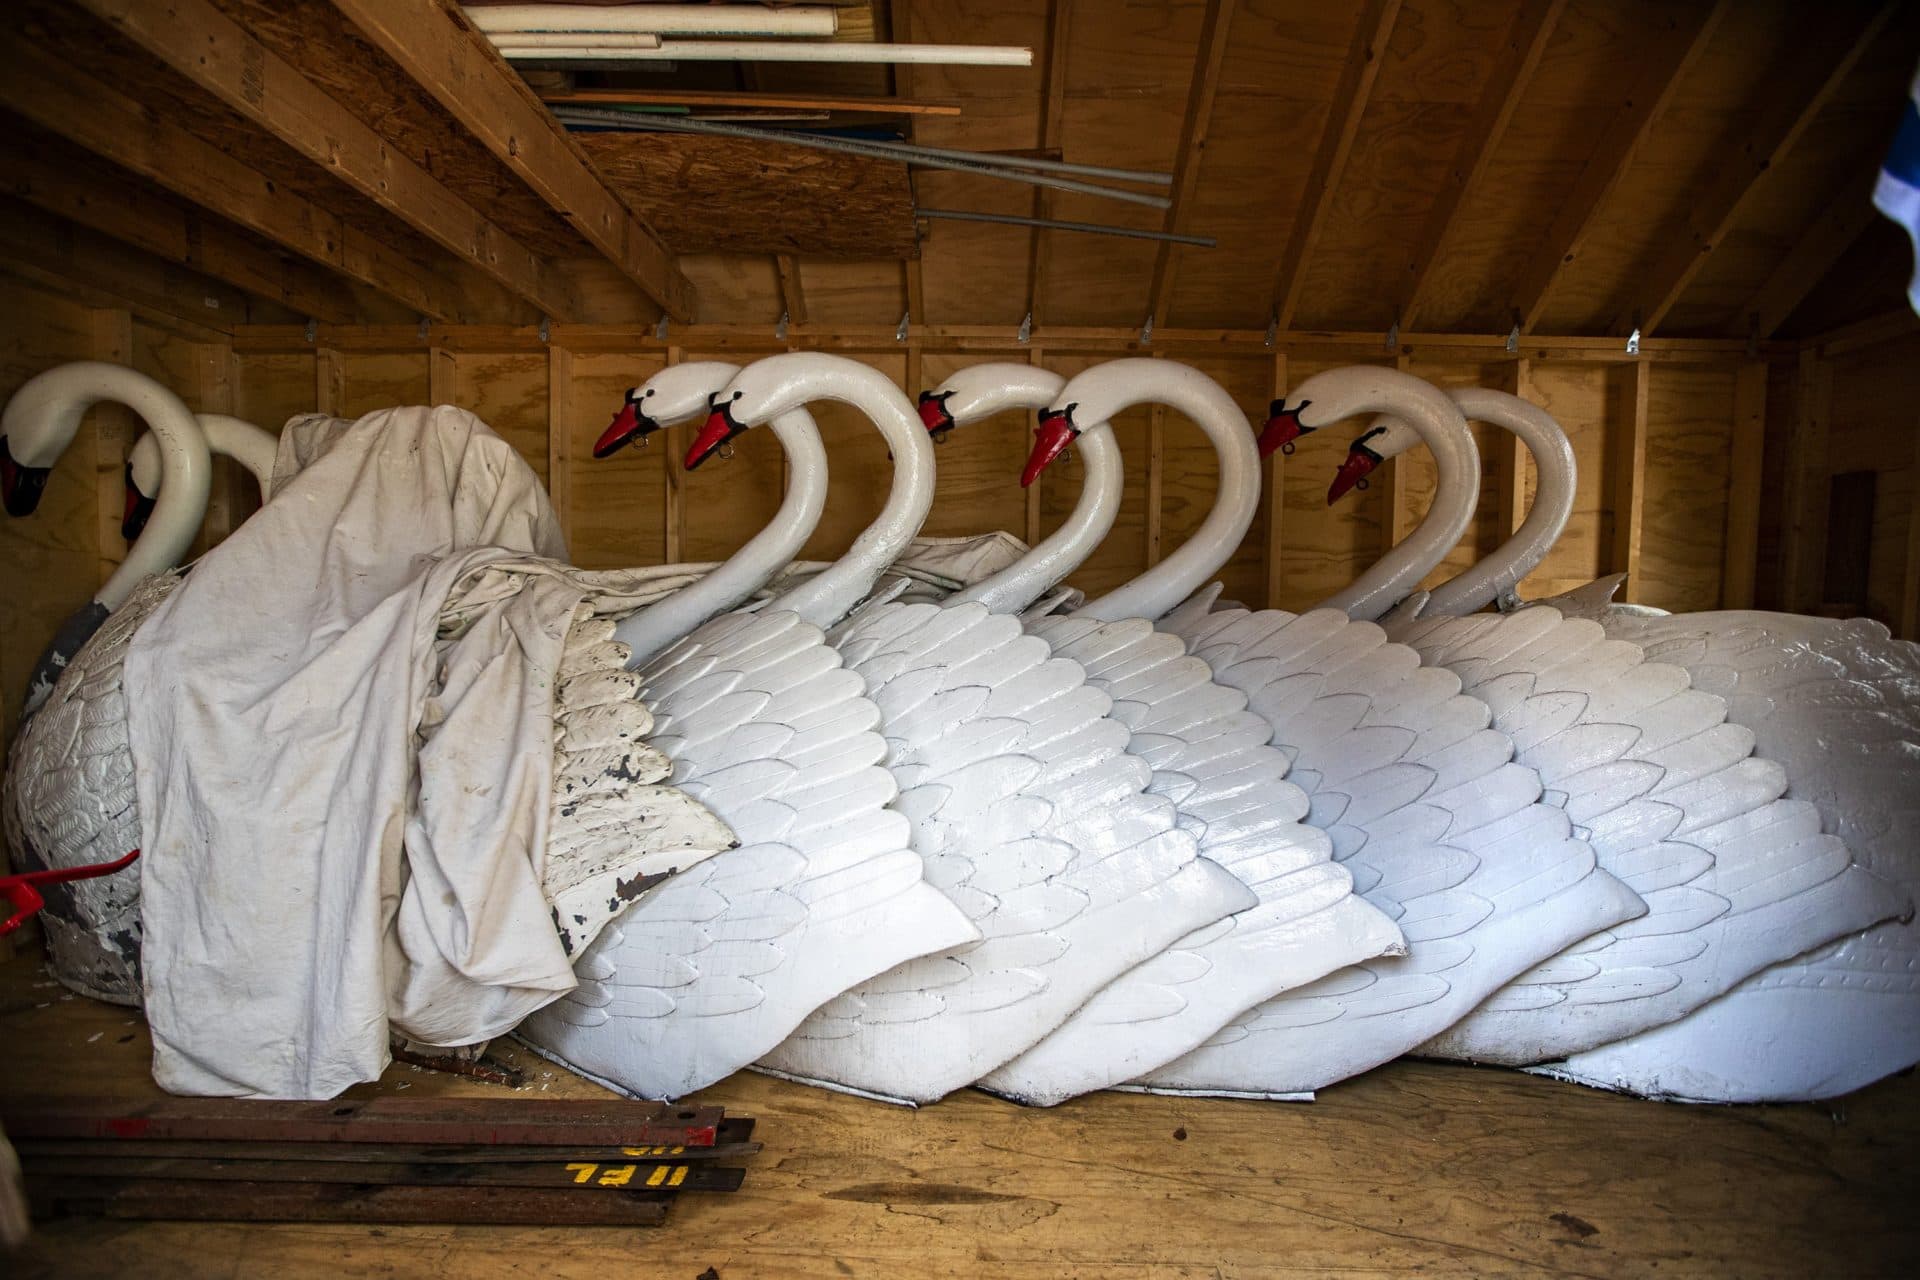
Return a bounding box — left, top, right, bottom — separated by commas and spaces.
954, 422, 1122, 614
3, 362, 211, 610
1423, 390, 1576, 616
1078, 363, 1260, 622
763, 363, 935, 624
615, 408, 828, 663
1317, 391, 1479, 622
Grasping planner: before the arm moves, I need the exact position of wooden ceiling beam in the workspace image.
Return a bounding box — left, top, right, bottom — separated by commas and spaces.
1508, 1, 1729, 335
1270, 0, 1403, 329
0, 133, 361, 325
1744, 170, 1880, 341
0, 197, 247, 341
1025, 0, 1074, 327
1147, 0, 1238, 330
1398, 0, 1564, 331
0, 43, 473, 322
329, 0, 696, 322
1639, 1, 1898, 336
71, 0, 593, 323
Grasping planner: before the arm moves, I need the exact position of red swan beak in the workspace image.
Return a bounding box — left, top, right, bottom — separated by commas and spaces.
1258, 398, 1313, 458
685, 403, 746, 471
917, 390, 955, 435
593, 397, 644, 459
1327, 447, 1380, 505
1021, 406, 1078, 488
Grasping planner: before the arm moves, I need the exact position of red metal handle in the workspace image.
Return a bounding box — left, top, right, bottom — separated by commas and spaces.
0, 848, 140, 936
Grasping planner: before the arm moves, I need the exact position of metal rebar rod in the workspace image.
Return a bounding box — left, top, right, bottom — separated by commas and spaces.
914, 208, 1215, 247
552, 108, 1172, 209
894, 143, 1169, 186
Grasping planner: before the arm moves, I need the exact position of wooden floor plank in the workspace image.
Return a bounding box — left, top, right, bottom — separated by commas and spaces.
3, 954, 1916, 1276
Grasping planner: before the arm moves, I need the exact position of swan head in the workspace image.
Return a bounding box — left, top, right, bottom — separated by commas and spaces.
1020, 404, 1079, 488
921, 363, 1067, 443
122, 462, 157, 542
1328, 427, 1389, 504
595, 361, 743, 459
1258, 398, 1322, 458
685, 395, 750, 471
0, 435, 51, 517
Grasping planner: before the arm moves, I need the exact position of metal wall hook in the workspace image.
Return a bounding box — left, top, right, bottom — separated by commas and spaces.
775, 310, 789, 341
538, 316, 550, 344
896, 311, 911, 343
1140, 315, 1154, 345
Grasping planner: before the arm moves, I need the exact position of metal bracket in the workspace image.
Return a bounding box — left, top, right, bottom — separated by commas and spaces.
417, 317, 431, 343
1505, 323, 1519, 354
304, 317, 317, 344
654, 315, 670, 342
1140, 315, 1154, 345
1264, 308, 1278, 348
1017, 311, 1032, 344
538, 316, 550, 345
775, 310, 789, 341
1385, 322, 1399, 352
896, 310, 910, 343
1626, 326, 1641, 356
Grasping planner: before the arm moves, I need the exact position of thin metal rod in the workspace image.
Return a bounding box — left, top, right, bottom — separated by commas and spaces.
899, 143, 1169, 185
915, 208, 1215, 246
504, 40, 1033, 67
552, 108, 1172, 209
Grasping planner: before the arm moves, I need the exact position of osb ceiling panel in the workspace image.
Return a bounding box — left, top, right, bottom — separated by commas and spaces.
575, 134, 917, 259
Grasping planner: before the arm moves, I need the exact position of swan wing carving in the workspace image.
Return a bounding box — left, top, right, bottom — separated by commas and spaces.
542, 612, 738, 958
1135, 604, 1642, 1096
4, 571, 182, 1004
1540, 611, 1919, 1101
757, 598, 1257, 1106
1394, 605, 1900, 1065
520, 606, 979, 1101
975, 613, 1404, 1106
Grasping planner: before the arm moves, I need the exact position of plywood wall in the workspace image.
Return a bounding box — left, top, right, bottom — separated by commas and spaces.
1, 275, 1795, 745
216, 334, 1765, 620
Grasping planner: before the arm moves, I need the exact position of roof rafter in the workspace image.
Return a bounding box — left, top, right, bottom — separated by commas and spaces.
0, 42, 476, 322
329, 0, 696, 322
1398, 0, 1565, 331
1147, 0, 1238, 329
1270, 0, 1403, 329
1745, 169, 1880, 340
1507, 0, 1730, 334
71, 0, 595, 322
0, 131, 362, 324
1640, 1, 1898, 336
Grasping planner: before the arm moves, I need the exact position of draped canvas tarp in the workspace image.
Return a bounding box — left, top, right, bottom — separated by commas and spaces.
122, 405, 1031, 1098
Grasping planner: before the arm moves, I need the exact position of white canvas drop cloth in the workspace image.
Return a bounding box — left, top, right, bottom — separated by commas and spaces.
126, 408, 732, 1098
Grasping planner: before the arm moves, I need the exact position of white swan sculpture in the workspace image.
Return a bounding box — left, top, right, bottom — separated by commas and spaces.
643, 353, 1256, 1107
1275, 370, 1903, 1068
123, 413, 280, 541
1318, 384, 1920, 1101
1020, 363, 1643, 1098
914, 361, 1404, 1106
3, 362, 736, 1013
519, 358, 982, 1101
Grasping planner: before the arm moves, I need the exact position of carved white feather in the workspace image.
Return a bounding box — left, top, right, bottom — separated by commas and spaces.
1387, 604, 1902, 1065
1136, 604, 1642, 1096
1536, 610, 1919, 1101
975, 613, 1403, 1105
757, 599, 1258, 1105
521, 606, 981, 1100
